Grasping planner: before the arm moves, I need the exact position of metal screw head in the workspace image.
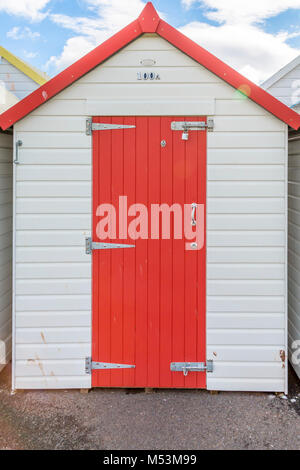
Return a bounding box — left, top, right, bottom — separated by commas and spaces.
161, 140, 167, 148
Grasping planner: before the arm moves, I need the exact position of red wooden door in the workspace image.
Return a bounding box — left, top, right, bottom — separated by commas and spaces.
92, 116, 206, 388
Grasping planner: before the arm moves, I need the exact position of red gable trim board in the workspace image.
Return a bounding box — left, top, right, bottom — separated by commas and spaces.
0, 2, 299, 131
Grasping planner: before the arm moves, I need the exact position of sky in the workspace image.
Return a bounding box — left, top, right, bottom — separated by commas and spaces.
0, 0, 299, 84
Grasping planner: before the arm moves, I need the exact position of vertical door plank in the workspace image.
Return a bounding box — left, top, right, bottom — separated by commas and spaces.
93, 117, 112, 387
92, 118, 100, 387
197, 119, 207, 389
147, 117, 161, 387
110, 118, 125, 386
123, 117, 137, 387
184, 117, 199, 388
171, 119, 186, 388
135, 117, 149, 387
160, 117, 174, 387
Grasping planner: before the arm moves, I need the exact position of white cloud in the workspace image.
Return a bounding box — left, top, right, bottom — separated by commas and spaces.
182, 0, 300, 24
0, 0, 50, 21
180, 21, 300, 83
23, 51, 38, 59
182, 0, 196, 8
179, 1, 300, 83
82, 0, 149, 31
47, 0, 152, 72
46, 36, 97, 72
7, 26, 40, 40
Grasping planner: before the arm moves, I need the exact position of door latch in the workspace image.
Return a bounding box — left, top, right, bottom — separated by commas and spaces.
171, 119, 214, 140
170, 361, 213, 376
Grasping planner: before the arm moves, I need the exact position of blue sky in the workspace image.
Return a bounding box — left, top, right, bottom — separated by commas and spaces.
0, 0, 299, 84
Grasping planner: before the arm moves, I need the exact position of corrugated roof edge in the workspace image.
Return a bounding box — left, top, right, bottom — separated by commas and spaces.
0, 2, 299, 131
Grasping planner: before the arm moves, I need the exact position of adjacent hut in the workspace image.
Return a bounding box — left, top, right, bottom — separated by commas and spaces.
262, 55, 300, 108
288, 127, 300, 380
0, 3, 299, 392
0, 84, 18, 372
0, 45, 48, 100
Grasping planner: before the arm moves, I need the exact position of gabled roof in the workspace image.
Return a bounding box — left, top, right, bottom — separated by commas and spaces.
0, 45, 49, 86
261, 55, 300, 91
0, 2, 300, 130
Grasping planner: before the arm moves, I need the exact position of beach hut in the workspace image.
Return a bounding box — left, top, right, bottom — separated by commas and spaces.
0, 3, 299, 392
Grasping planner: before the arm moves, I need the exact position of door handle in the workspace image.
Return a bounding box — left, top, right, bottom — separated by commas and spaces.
14, 140, 22, 165
191, 203, 197, 226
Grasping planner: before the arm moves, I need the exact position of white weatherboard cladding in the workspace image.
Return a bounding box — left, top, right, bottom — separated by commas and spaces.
13, 35, 287, 391
0, 131, 12, 372
0, 57, 39, 100
288, 134, 300, 380
265, 62, 300, 107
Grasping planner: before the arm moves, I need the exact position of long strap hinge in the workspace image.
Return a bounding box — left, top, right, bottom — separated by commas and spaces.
85, 237, 135, 254
85, 357, 135, 374
86, 118, 136, 135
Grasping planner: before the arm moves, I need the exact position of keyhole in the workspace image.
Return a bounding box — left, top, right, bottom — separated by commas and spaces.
161, 140, 167, 148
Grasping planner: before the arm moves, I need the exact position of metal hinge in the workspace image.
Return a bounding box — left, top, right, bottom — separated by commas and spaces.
170, 361, 213, 376
85, 237, 135, 254
86, 118, 136, 135
85, 357, 135, 374
171, 119, 214, 132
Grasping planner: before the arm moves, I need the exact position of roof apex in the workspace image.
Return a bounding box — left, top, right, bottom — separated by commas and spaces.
138, 2, 160, 33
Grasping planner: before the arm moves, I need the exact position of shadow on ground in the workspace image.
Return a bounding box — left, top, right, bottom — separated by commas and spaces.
0, 365, 299, 450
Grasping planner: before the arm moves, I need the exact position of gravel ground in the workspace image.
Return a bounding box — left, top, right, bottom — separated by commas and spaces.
0, 364, 299, 450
